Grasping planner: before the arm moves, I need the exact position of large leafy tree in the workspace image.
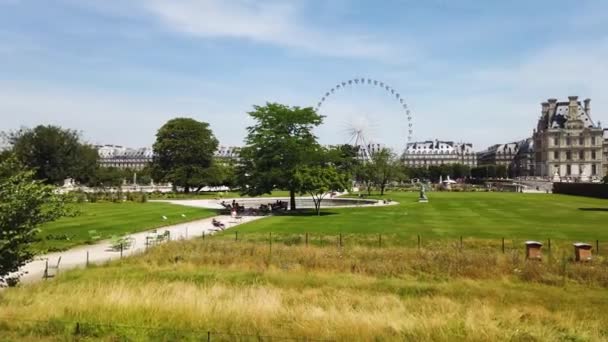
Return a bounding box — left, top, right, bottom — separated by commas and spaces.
0, 158, 70, 286
237, 103, 324, 210
5, 125, 98, 185
295, 165, 348, 215
152, 118, 219, 193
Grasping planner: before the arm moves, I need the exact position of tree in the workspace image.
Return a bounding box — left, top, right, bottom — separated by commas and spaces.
370, 148, 400, 195
0, 158, 70, 286
6, 125, 98, 185
496, 165, 508, 179
237, 103, 324, 210
152, 118, 219, 193
295, 165, 348, 215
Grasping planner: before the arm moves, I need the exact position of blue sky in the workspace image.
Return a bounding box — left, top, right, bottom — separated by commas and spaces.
1, 0, 607, 151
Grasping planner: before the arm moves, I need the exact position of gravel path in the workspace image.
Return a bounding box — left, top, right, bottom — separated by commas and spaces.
15, 214, 264, 285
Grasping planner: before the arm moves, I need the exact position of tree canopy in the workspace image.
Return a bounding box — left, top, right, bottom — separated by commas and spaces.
151, 118, 219, 193
237, 103, 324, 210
295, 165, 348, 215
0, 158, 70, 286
5, 125, 98, 185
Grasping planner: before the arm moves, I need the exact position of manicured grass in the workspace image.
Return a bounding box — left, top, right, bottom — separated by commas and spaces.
34, 202, 217, 253
230, 192, 608, 243
1, 240, 607, 340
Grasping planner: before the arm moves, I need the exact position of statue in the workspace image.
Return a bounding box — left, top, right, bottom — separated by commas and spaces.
418, 183, 428, 203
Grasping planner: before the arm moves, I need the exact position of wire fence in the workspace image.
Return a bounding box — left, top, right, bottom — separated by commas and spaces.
0, 315, 333, 341
210, 230, 603, 258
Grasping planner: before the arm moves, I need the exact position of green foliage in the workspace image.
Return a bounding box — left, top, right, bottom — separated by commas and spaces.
295, 165, 348, 215
152, 118, 219, 193
472, 165, 497, 179
5, 125, 98, 185
237, 103, 324, 209
0, 158, 70, 286
356, 148, 401, 195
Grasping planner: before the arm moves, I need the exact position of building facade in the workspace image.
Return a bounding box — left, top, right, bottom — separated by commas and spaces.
533, 97, 604, 181
511, 138, 535, 177
215, 145, 241, 162
402, 140, 477, 167
97, 145, 153, 170
603, 129, 608, 177
477, 142, 521, 167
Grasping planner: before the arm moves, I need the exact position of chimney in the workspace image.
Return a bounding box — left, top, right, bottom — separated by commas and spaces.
541, 102, 549, 115
584, 98, 591, 114
568, 96, 579, 120
547, 98, 558, 122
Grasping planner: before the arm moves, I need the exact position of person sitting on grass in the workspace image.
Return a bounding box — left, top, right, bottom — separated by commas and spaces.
212, 218, 226, 230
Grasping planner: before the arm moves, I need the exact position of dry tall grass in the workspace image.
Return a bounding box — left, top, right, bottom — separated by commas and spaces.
1, 239, 607, 341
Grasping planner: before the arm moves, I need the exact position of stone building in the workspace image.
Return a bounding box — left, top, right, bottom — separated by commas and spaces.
477, 142, 520, 167
97, 145, 153, 170
512, 138, 535, 177
97, 144, 243, 169
402, 140, 477, 167
215, 145, 241, 162
532, 97, 604, 181
603, 129, 608, 177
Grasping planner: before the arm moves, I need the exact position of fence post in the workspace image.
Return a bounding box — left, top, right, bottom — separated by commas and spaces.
501, 238, 505, 254
339, 233, 343, 247
305, 232, 308, 247
548, 238, 551, 255
207, 331, 211, 342
86, 251, 89, 267
120, 243, 123, 259
596, 240, 599, 255
202, 231, 205, 240
75, 322, 80, 335
269, 232, 272, 254
235, 231, 238, 242
44, 259, 49, 280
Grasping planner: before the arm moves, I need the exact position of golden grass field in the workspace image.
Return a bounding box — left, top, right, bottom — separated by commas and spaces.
1, 238, 607, 341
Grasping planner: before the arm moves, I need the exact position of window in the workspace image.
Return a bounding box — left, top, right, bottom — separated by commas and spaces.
566, 137, 571, 145
566, 165, 571, 176
579, 151, 584, 160
592, 164, 597, 175
566, 151, 572, 160
592, 151, 596, 160
553, 151, 559, 159
592, 137, 596, 145
579, 137, 584, 145
554, 137, 559, 146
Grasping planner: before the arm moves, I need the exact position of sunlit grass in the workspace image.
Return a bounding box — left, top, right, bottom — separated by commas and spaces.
1, 239, 607, 341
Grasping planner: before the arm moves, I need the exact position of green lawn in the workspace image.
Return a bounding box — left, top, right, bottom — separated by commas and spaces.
34, 202, 217, 253
229, 192, 608, 243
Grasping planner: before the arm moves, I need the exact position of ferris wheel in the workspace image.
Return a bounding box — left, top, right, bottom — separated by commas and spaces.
314, 78, 414, 159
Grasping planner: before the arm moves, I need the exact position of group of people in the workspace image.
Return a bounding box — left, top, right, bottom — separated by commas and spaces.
259, 200, 288, 212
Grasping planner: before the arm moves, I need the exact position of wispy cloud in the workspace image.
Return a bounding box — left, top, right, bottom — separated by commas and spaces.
135, 0, 406, 61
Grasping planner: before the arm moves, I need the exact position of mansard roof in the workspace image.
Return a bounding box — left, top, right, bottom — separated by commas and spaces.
548, 102, 594, 129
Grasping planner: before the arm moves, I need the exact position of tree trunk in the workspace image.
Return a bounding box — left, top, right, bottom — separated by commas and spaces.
313, 195, 321, 216
184, 185, 190, 194
380, 182, 386, 195
290, 189, 296, 211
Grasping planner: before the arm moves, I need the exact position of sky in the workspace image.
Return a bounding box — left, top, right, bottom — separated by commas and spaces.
1, 0, 607, 151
